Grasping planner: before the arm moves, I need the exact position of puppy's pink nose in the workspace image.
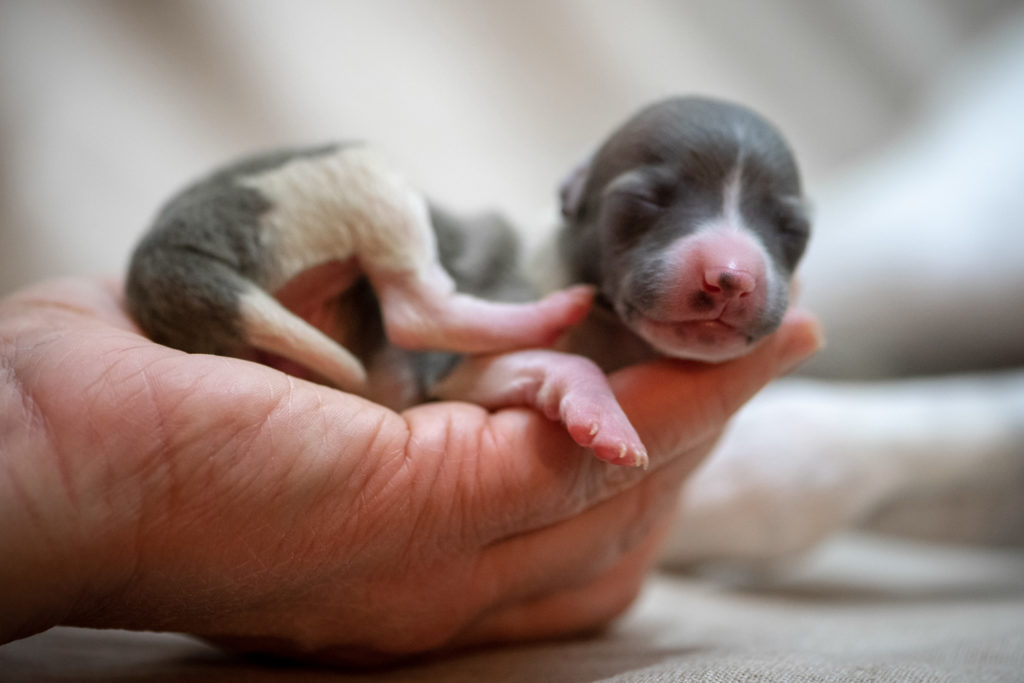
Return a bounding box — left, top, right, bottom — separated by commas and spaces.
703, 267, 756, 298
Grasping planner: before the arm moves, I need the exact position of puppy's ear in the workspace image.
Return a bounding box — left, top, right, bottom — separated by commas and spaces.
559, 154, 592, 220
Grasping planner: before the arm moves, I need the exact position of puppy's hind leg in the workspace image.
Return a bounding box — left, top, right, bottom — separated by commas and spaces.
373, 262, 594, 354
357, 191, 593, 352
280, 146, 592, 353
352, 182, 591, 353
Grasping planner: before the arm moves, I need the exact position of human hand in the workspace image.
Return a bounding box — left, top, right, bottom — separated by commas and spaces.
0, 277, 821, 664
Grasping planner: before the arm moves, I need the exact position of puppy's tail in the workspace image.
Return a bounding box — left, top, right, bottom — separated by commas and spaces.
236, 284, 368, 393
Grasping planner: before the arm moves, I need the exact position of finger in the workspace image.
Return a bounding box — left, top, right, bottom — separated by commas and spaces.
468, 436, 709, 611
458, 503, 677, 648
459, 308, 823, 541
612, 307, 824, 463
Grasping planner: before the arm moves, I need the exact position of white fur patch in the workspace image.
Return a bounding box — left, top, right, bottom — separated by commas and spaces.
721, 164, 745, 232
240, 146, 436, 292
696, 165, 788, 308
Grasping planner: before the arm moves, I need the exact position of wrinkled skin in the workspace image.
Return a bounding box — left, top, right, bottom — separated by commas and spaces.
0, 277, 820, 665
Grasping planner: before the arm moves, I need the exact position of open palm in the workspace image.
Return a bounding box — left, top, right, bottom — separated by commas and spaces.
0, 277, 820, 663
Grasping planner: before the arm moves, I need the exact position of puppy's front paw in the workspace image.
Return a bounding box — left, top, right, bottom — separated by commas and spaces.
432, 349, 647, 468
534, 357, 648, 468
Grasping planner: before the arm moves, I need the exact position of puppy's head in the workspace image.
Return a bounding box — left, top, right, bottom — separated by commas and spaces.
559, 96, 810, 362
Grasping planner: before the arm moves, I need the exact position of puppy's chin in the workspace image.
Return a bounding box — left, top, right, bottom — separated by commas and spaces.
634, 317, 764, 363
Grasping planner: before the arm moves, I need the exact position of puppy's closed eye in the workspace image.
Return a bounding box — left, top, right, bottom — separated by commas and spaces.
767, 199, 811, 269
604, 176, 678, 227
602, 189, 665, 242
615, 189, 665, 212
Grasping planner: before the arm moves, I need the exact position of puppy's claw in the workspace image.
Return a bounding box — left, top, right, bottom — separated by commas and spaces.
588, 439, 649, 469
635, 448, 650, 470
618, 444, 649, 470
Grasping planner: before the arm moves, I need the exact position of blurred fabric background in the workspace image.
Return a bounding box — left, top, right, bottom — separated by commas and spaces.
1, 0, 1020, 296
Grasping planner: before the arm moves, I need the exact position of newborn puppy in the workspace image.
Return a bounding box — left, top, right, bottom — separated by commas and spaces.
127, 96, 809, 468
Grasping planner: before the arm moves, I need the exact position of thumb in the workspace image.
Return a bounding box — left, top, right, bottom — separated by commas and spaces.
610, 308, 824, 462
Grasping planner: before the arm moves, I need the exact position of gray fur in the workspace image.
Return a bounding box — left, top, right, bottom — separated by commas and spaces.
126, 144, 341, 355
